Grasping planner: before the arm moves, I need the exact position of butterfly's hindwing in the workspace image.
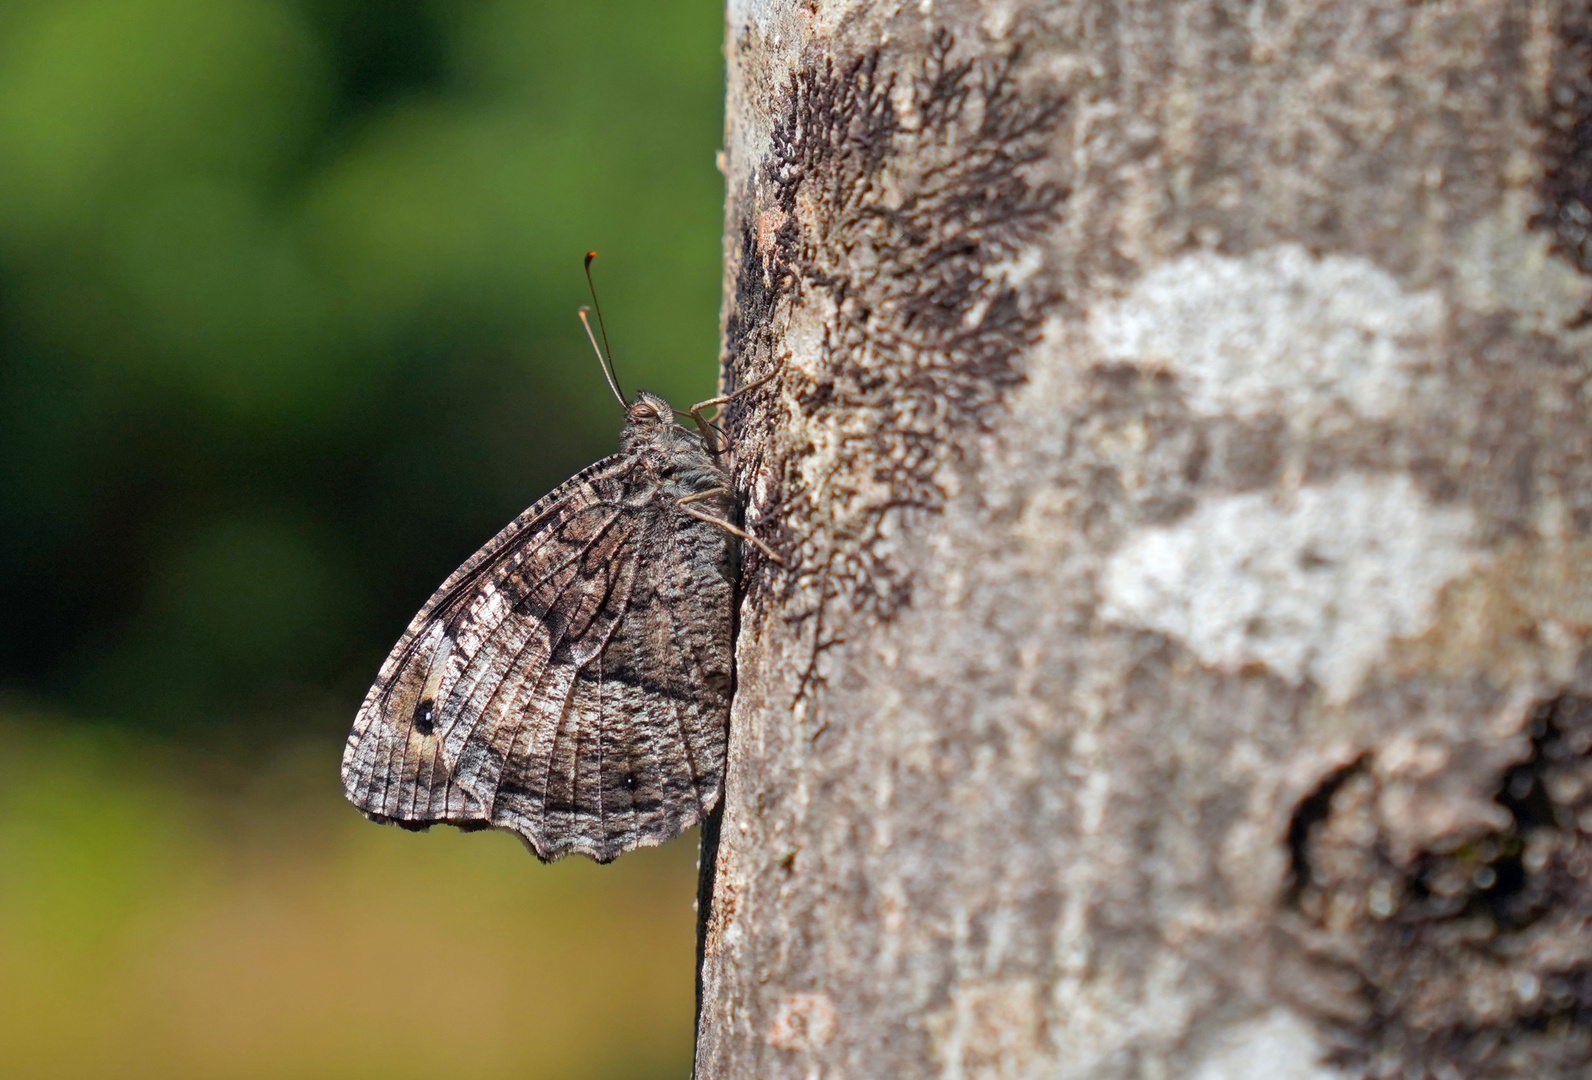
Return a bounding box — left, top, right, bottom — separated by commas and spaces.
341, 416, 735, 863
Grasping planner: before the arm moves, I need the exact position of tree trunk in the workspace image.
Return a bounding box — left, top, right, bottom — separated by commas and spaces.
699, 2, 1592, 1077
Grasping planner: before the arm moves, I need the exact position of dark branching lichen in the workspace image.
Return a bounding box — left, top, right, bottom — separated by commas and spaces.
1287, 695, 1592, 1078
726, 30, 1069, 635
1531, 3, 1592, 325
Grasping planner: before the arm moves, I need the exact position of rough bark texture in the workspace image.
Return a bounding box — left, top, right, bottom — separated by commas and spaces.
700, 2, 1592, 1077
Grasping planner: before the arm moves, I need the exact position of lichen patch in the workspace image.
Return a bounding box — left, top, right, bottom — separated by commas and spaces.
724, 30, 1070, 626
1088, 245, 1444, 422
1457, 197, 1592, 344
1099, 474, 1483, 703
1186, 1009, 1349, 1080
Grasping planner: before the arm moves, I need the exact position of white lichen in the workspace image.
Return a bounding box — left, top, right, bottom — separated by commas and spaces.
1455, 197, 1592, 344
1088, 245, 1444, 420
1100, 474, 1482, 702
1185, 1010, 1350, 1080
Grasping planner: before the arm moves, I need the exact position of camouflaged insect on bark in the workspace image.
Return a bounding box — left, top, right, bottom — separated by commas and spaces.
342, 391, 739, 864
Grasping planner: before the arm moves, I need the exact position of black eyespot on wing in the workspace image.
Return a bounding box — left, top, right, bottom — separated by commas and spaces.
343, 442, 736, 863
413, 699, 436, 736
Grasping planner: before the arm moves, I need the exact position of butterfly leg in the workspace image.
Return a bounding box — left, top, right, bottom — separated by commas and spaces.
686, 371, 779, 454
677, 489, 784, 564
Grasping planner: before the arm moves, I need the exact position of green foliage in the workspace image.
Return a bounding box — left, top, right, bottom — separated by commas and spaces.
0, 7, 718, 1072
0, 716, 699, 1079
0, 0, 728, 742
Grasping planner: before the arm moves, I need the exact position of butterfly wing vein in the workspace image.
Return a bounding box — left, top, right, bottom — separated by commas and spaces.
341, 452, 734, 863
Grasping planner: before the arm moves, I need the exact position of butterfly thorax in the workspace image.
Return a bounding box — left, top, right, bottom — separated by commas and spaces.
620, 390, 728, 500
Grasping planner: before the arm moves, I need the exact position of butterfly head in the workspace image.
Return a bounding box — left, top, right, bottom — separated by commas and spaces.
624, 390, 675, 428
620, 390, 691, 455
620, 390, 725, 483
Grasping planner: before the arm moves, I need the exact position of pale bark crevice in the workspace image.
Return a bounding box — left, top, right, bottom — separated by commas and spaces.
700, 3, 1592, 1077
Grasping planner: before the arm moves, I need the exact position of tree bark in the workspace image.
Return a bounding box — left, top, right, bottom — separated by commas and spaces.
700, 2, 1592, 1077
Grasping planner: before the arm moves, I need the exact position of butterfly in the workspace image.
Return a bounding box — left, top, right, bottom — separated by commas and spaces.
341, 254, 777, 863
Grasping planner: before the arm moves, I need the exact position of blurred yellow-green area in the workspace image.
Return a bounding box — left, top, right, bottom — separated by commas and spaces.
0, 1, 726, 1075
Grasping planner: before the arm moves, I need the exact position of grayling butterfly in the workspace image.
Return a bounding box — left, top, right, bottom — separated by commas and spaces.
340, 254, 776, 862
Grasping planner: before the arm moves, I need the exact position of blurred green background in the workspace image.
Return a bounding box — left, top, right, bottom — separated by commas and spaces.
0, 0, 726, 1075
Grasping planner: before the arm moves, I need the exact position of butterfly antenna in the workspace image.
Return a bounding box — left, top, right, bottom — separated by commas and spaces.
581, 251, 627, 409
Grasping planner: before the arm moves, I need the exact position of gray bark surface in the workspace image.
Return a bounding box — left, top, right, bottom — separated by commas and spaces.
699, 2, 1592, 1077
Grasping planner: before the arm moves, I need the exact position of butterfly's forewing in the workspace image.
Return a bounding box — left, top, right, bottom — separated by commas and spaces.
341, 446, 734, 863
